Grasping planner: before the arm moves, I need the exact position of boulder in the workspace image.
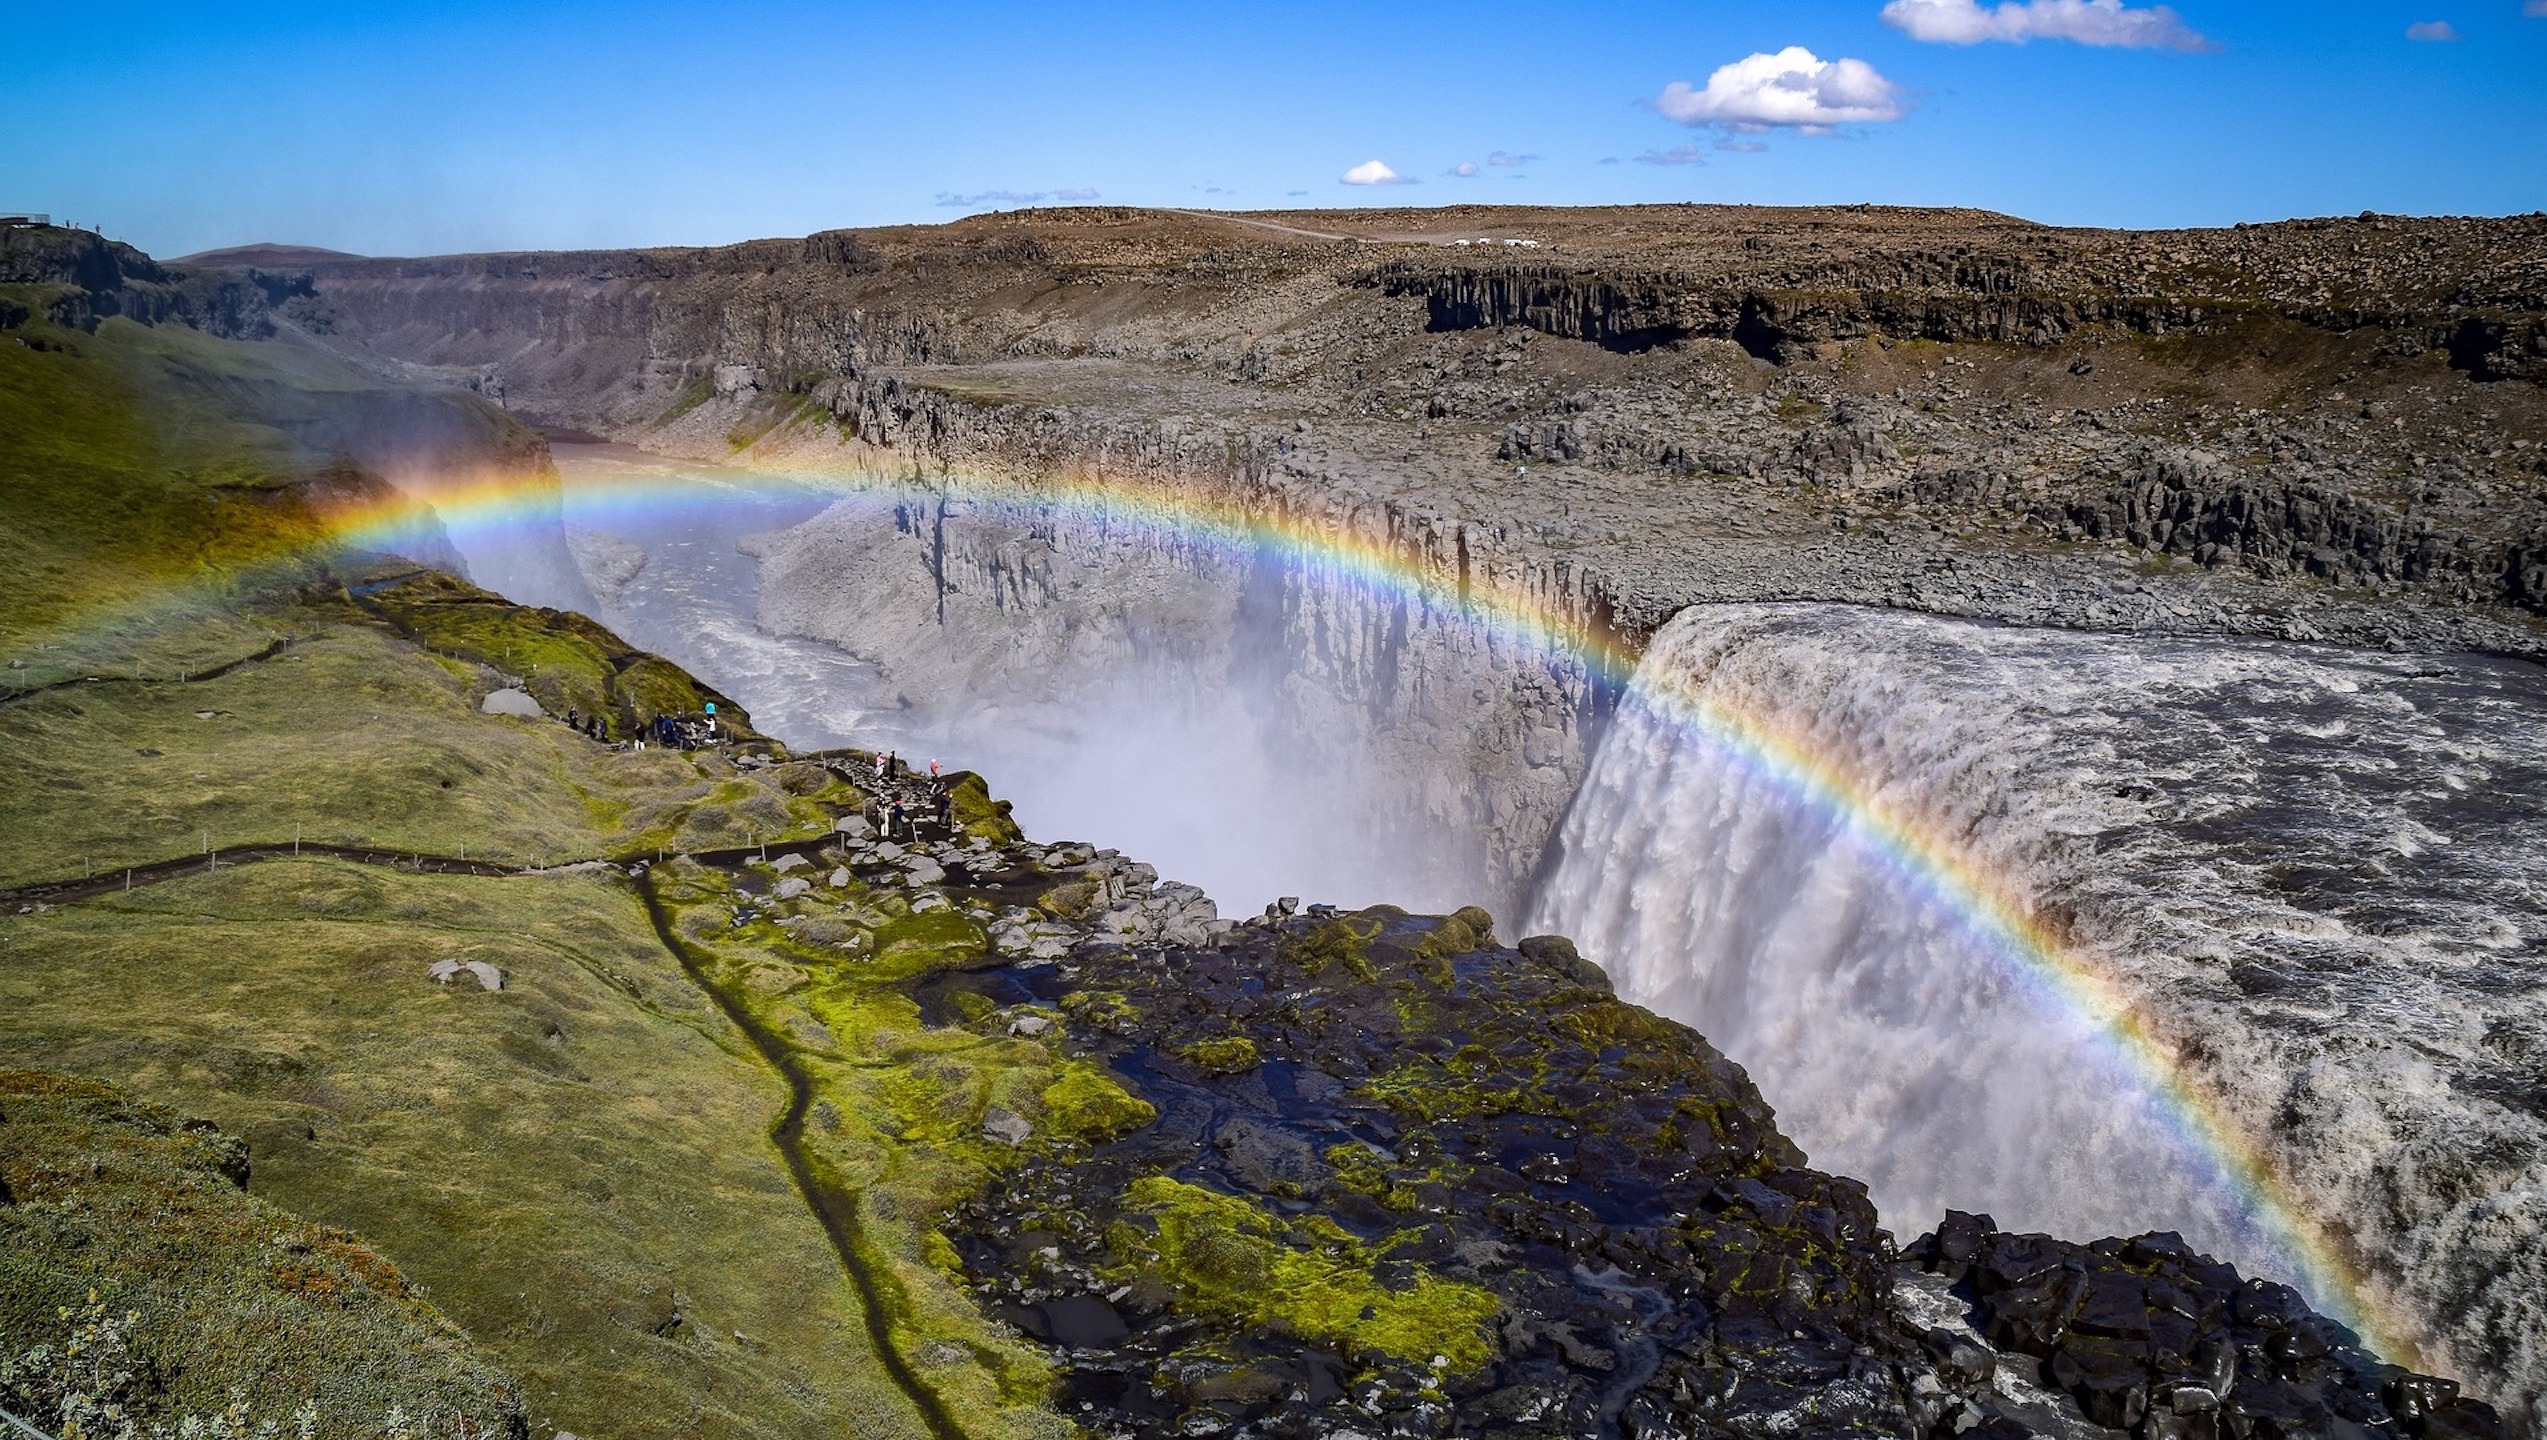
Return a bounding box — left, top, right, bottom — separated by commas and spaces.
774, 876, 812, 900
982, 1108, 1032, 1146
770, 853, 809, 873
481, 688, 543, 717
426, 958, 503, 991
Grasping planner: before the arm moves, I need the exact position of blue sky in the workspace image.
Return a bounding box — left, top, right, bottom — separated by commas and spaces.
6, 0, 2542, 257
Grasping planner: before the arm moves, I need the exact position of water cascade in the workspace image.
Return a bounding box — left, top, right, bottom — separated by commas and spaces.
1529, 602, 2547, 1399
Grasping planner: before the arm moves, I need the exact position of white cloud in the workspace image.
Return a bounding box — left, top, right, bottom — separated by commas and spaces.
1655, 47, 1905, 130
1448, 160, 1481, 177
1881, 0, 2215, 50
2405, 18, 2460, 38
1636, 142, 1708, 166
1487, 150, 1537, 167
1716, 138, 1770, 153
1340, 159, 1414, 186
2528, 1, 2547, 17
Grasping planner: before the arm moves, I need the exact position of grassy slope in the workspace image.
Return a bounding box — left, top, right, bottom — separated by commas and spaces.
0, 308, 1063, 1438
0, 864, 932, 1440
0, 1070, 523, 1438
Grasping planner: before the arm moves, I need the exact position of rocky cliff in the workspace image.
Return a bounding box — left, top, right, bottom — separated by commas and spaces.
251, 203, 2547, 647
218, 205, 2539, 896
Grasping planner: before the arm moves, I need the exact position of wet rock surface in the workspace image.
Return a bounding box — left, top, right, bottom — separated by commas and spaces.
927, 903, 1917, 1439
682, 746, 2499, 1440
1898, 1213, 2508, 1440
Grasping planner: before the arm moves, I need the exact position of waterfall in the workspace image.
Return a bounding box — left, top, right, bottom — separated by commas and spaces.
1527, 605, 2267, 1259
1528, 604, 2547, 1406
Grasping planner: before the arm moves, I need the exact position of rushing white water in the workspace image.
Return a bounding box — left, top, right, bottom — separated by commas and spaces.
1528, 603, 2547, 1413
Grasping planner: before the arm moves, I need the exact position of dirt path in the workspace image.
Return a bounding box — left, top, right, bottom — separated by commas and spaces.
1152, 207, 1368, 245
0, 636, 297, 709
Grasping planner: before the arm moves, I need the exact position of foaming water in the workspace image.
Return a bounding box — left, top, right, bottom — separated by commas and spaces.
1529, 604, 2547, 1401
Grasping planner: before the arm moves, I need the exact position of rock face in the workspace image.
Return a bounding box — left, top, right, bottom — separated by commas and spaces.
259, 203, 2547, 643
0, 225, 309, 338
746, 477, 1606, 912
1901, 1214, 2510, 1440
933, 904, 1914, 1438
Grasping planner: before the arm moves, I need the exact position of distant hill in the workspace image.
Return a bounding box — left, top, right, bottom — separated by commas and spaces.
170, 242, 366, 268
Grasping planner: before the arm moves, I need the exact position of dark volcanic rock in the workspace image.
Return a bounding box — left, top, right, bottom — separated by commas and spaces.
1900, 1213, 2504, 1440
936, 905, 1920, 1439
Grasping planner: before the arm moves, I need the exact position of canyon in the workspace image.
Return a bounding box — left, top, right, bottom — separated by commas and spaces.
3, 205, 2539, 1437
242, 204, 2547, 1422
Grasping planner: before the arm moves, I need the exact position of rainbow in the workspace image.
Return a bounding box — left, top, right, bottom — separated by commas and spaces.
18, 454, 2409, 1362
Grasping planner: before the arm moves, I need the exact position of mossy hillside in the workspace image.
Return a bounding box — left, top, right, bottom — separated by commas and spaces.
642, 859, 1090, 1440
0, 613, 648, 885
0, 268, 1076, 1437
0, 861, 945, 1440
0, 1070, 524, 1439
0, 306, 324, 650
0, 301, 535, 676
363, 572, 745, 739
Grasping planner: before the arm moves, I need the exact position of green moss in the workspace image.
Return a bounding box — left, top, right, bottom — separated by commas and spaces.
868, 911, 987, 974
1320, 1141, 1476, 1215
653, 374, 714, 426
618, 654, 711, 723
1058, 990, 1139, 1036
1414, 906, 1496, 959
1034, 875, 1103, 918
1287, 917, 1380, 983
1176, 1036, 1261, 1076
1038, 1064, 1157, 1143
945, 772, 1024, 844
1105, 1177, 1499, 1374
